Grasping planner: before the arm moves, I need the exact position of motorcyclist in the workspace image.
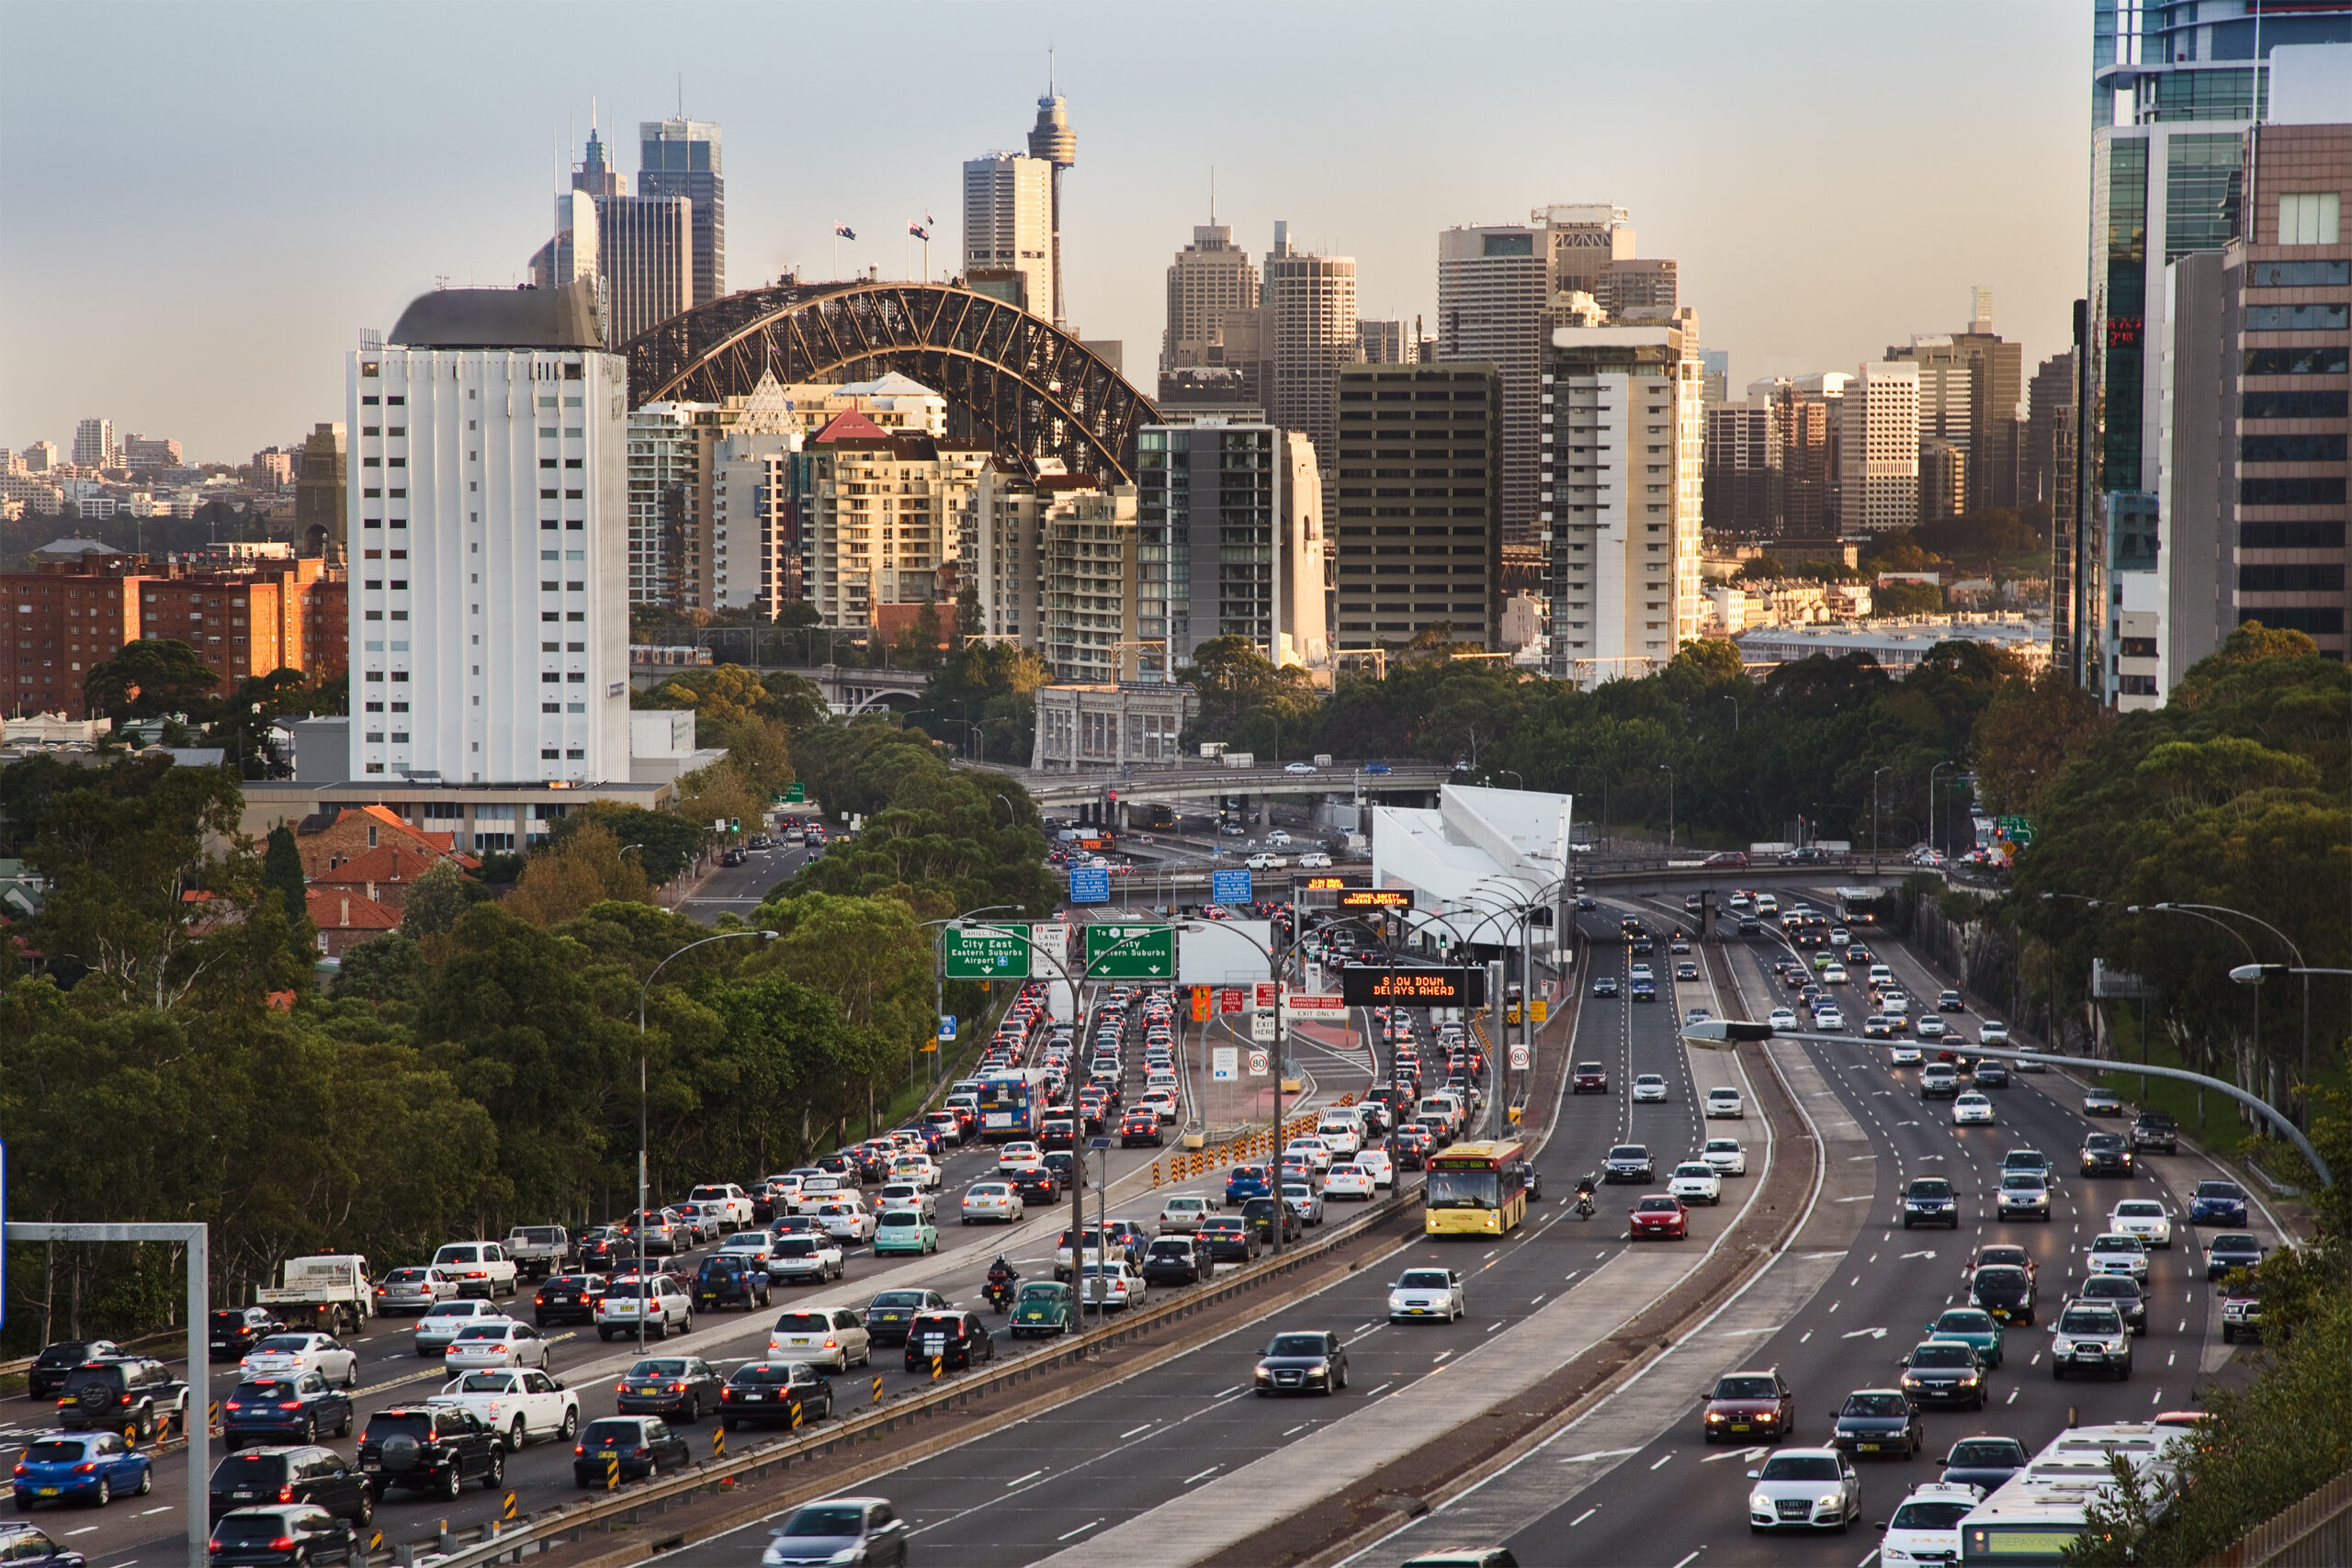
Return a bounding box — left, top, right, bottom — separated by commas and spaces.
1574, 1174, 1598, 1220
985, 1253, 1019, 1310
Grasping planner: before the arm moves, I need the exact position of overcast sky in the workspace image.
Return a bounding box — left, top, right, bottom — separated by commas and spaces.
0, 0, 2087, 462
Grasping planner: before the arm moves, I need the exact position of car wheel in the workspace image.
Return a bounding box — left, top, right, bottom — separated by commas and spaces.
484, 1450, 504, 1489
599, 1328, 614, 1341
508, 1417, 527, 1452
93, 1478, 110, 1508
135, 1467, 152, 1497
438, 1466, 462, 1502
355, 1488, 372, 1526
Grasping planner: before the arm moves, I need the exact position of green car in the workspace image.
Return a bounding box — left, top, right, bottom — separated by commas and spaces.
1925, 1306, 2006, 1367
873, 1209, 939, 1256
1011, 1281, 1074, 1338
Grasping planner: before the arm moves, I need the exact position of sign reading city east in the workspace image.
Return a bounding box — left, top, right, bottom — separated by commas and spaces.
1340, 965, 1487, 1008
943, 923, 1032, 980
1337, 887, 1415, 911
1083, 922, 1175, 978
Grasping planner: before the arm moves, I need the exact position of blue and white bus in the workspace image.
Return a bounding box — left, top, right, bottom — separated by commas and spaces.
1958, 1422, 2184, 1566
975, 1069, 1052, 1142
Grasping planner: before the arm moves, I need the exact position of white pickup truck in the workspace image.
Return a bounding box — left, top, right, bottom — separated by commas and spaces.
766, 1233, 845, 1285
503, 1226, 572, 1280
254, 1255, 374, 1333
431, 1242, 521, 1299
427, 1369, 581, 1451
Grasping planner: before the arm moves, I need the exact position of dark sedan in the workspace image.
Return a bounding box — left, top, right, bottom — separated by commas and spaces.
27, 1342, 120, 1402
717, 1363, 831, 1429
1970, 1264, 2038, 1326
1828, 1389, 1924, 1460
863, 1290, 948, 1348
612, 1358, 722, 1424
1702, 1371, 1795, 1443
1941, 1436, 2030, 1494
1899, 1341, 1989, 1409
571, 1416, 689, 1489
1010, 1168, 1060, 1206
1194, 1218, 1261, 1265
221, 1375, 352, 1450
209, 1310, 286, 1362
2075, 1275, 2148, 1333
206, 1505, 356, 1566
531, 1274, 605, 1327
2205, 1232, 2265, 1281
1254, 1330, 1348, 1396
2188, 1180, 2250, 1228
1239, 1198, 1302, 1246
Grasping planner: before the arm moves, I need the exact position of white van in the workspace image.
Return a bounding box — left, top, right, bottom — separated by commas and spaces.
1755, 893, 1781, 917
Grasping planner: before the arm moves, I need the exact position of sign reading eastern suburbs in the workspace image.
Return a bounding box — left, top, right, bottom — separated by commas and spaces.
1340, 966, 1487, 1008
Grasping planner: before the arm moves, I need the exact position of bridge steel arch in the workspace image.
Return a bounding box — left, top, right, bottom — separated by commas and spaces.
623, 280, 1159, 482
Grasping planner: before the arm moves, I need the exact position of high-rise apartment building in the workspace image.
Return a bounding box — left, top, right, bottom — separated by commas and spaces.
1542, 305, 1705, 687
963, 152, 1055, 319
346, 279, 628, 785
2065, 4, 2350, 687
628, 402, 699, 609
1026, 90, 1076, 329
19, 441, 58, 473
1838, 363, 1922, 534
1043, 484, 1140, 682
2158, 106, 2351, 697
122, 435, 181, 470
1703, 397, 1781, 534
638, 118, 724, 307
73, 418, 115, 469
1263, 222, 1356, 466
800, 412, 989, 628
1330, 362, 1503, 652
2024, 351, 2077, 509
595, 192, 693, 348
1135, 423, 1327, 673
972, 462, 1102, 649
1885, 292, 2025, 520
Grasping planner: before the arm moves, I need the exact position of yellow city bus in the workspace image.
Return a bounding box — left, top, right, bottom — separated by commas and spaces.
1423, 1139, 1531, 1237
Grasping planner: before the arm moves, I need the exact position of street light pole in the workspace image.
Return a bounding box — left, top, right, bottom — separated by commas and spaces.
1657, 764, 1675, 852
1870, 766, 1891, 875
636, 928, 776, 1348
2160, 902, 2313, 1099
1927, 761, 1957, 863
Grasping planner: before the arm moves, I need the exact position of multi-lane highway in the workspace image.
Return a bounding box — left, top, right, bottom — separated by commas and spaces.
1363, 884, 2291, 1568
33, 967, 1376, 1568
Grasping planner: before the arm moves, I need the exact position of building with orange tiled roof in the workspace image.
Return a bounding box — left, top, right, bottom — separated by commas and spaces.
306, 885, 401, 957
295, 803, 459, 880
804, 413, 989, 631
306, 840, 463, 911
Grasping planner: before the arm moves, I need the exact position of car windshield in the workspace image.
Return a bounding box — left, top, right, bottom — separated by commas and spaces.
1398, 1270, 1451, 1290
386, 1268, 429, 1283
1951, 1440, 2024, 1466
214, 1453, 291, 1484
775, 1313, 829, 1331
457, 1373, 514, 1393
2061, 1309, 2119, 1333
455, 1325, 509, 1339
780, 1506, 865, 1538
1760, 1455, 1843, 1481
215, 1516, 300, 1543
26, 1440, 90, 1463
1936, 1312, 1994, 1332
253, 1336, 311, 1353
234, 1380, 298, 1401
1845, 1393, 1909, 1416
2197, 1181, 2245, 1199
1675, 1165, 1713, 1179
367, 1414, 431, 1440
2002, 1175, 2044, 1190
1907, 1180, 1953, 1198
1714, 1376, 1778, 1400
1911, 1344, 1974, 1367
2116, 1202, 2164, 1217
1975, 1268, 2028, 1292
2211, 1235, 2258, 1251
868, 1292, 926, 1310
1266, 1335, 1328, 1358
424, 1303, 478, 1317
1637, 1198, 1680, 1213
1609, 1146, 1647, 1161
1893, 1501, 1975, 1529
2084, 1278, 2137, 1298
2093, 1236, 2142, 1252
730, 1366, 794, 1386
628, 1360, 690, 1378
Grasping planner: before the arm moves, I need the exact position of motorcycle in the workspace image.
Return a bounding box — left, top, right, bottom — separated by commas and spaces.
984, 1258, 1019, 1314
1574, 1177, 1598, 1222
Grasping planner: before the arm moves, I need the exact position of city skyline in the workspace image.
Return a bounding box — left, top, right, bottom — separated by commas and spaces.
0, 1, 2086, 459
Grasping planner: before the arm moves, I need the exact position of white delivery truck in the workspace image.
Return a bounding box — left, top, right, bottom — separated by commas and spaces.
254, 1254, 374, 1333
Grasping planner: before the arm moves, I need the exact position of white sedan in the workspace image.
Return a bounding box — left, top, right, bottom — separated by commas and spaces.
1284, 1136, 1335, 1172
995, 1142, 1042, 1175
240, 1333, 359, 1387
1297, 852, 1334, 869
1815, 1007, 1847, 1031
1701, 1138, 1747, 1177
1323, 1166, 1375, 1201
1768, 1008, 1800, 1030
1632, 1074, 1669, 1103
1951, 1091, 1995, 1126
1387, 1268, 1466, 1323
1668, 1162, 1724, 1206
2109, 1200, 2174, 1249
443, 1318, 550, 1371
1283, 762, 1317, 774
1890, 1043, 1924, 1066
960, 1182, 1024, 1224
814, 1201, 876, 1243
429, 1369, 579, 1450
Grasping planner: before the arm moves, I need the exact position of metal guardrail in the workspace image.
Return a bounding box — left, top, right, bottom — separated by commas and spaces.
382, 1184, 1418, 1568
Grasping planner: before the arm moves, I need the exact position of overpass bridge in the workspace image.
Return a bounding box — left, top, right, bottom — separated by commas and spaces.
956, 759, 1453, 813
629, 660, 928, 715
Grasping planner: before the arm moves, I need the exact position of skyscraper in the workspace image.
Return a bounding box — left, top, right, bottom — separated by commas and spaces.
638, 118, 724, 307
1356, 320, 1413, 363
1136, 422, 1327, 672
526, 129, 691, 349
1161, 221, 1260, 374
1263, 222, 1356, 465
1331, 363, 1503, 651
72, 417, 115, 469
1703, 397, 1781, 534
1026, 87, 1075, 330
2067, 1, 2323, 689
346, 279, 628, 786
962, 152, 1055, 318
2023, 351, 2077, 510
1542, 303, 1705, 686
1838, 363, 1922, 534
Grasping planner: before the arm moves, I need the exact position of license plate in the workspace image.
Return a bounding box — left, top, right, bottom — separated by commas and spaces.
38, 1488, 58, 1496
741, 1393, 765, 1401
1858, 1443, 1881, 1451
1730, 1424, 1751, 1433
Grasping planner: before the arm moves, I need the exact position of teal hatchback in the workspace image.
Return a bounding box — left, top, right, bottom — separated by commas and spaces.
1924, 1306, 2006, 1367
872, 1210, 938, 1257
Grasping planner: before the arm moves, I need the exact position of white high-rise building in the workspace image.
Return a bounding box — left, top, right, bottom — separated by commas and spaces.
1541, 303, 1707, 688
962, 152, 1055, 318
1838, 363, 1922, 534
346, 280, 628, 785
72, 418, 115, 469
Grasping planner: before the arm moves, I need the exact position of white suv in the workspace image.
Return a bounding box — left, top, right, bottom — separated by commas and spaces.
594, 1276, 693, 1340
687, 1184, 752, 1229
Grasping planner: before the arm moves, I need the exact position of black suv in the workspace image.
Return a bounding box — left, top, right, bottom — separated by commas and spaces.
1901, 1178, 1960, 1230
693, 1257, 771, 1314
2080, 1133, 2132, 1177
28, 1342, 119, 1402
2130, 1112, 2178, 1154
209, 1309, 286, 1361
1140, 1236, 1207, 1286
903, 1311, 996, 1373
56, 1359, 186, 1441
356, 1406, 503, 1500
209, 1446, 374, 1528
1240, 1198, 1303, 1246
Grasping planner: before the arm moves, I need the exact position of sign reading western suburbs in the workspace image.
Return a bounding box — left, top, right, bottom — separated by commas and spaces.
943, 923, 1032, 980
1083, 922, 1175, 979
1340, 965, 1487, 1008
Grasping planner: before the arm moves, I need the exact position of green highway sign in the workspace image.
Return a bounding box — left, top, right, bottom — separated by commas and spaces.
944, 922, 1033, 980
1084, 922, 1175, 979
784, 783, 807, 804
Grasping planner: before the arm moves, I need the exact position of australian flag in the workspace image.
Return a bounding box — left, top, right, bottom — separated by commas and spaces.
908, 220, 930, 241
833, 222, 857, 241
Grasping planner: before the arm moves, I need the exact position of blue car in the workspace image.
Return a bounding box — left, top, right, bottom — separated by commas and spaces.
1224, 1165, 1272, 1206
2188, 1180, 2249, 1228
11, 1431, 151, 1509
0, 1526, 87, 1567
221, 1373, 354, 1450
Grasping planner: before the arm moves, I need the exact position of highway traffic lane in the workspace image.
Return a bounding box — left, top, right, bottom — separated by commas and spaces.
678, 841, 808, 922
1428, 930, 2254, 1568
64, 998, 1375, 1565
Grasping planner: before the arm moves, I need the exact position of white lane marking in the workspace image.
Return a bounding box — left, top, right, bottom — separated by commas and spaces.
1004, 1468, 1045, 1488
1363, 1382, 1393, 1398
1212, 1385, 1240, 1397
1671, 1551, 1702, 1568
1560, 1447, 1641, 1463
1118, 1424, 1152, 1439
1800, 1330, 1814, 1343
1841, 1326, 1887, 1340
1902, 1249, 1938, 1259
2007, 1388, 2019, 1404
1432, 1349, 1453, 1363
1184, 1464, 1222, 1484
2152, 1388, 2165, 1405
1649, 1450, 1674, 1470
1057, 1518, 1103, 1540
1570, 1506, 1600, 1526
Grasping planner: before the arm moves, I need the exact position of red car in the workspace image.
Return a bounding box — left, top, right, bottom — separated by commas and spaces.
1702, 1369, 1795, 1441
1703, 851, 1749, 869
1630, 1194, 1690, 1239
1573, 1062, 1610, 1094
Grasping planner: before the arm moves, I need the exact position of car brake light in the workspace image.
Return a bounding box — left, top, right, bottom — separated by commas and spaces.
573, 1443, 585, 1454
269, 1538, 296, 1551
278, 1400, 302, 1409
278, 1484, 296, 1501
74, 1461, 97, 1474
225, 1400, 243, 1411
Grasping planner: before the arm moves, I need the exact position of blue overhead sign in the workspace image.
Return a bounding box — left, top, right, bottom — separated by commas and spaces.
1212, 868, 1253, 905
1069, 867, 1112, 905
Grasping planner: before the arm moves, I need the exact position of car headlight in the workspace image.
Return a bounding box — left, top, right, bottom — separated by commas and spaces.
1818, 1493, 1844, 1508
825, 1549, 866, 1567
1750, 1493, 1771, 1512
1254, 1369, 1272, 1382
